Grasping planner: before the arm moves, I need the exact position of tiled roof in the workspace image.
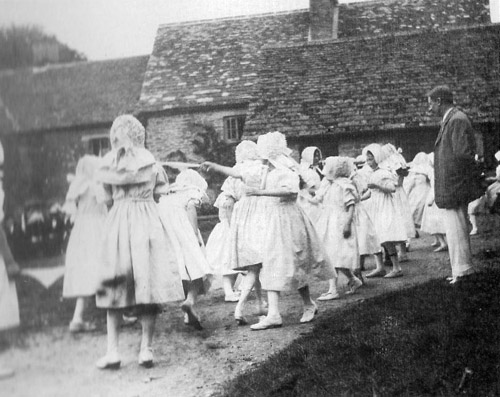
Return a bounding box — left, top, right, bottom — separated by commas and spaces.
338, 0, 490, 37
0, 56, 148, 133
138, 0, 491, 114
244, 24, 500, 137
137, 11, 309, 112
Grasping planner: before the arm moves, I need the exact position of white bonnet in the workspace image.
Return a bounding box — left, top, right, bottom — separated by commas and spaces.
322, 156, 352, 181
110, 115, 145, 150
362, 143, 385, 165
235, 140, 259, 163
301, 146, 322, 166
256, 131, 292, 160
175, 169, 208, 193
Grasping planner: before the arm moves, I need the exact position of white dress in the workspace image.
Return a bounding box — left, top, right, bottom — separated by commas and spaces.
394, 184, 416, 238
0, 183, 19, 330
228, 161, 270, 270
259, 168, 335, 291
96, 161, 184, 309
63, 184, 108, 298
158, 188, 212, 288
367, 168, 408, 244
315, 178, 359, 270
205, 192, 238, 276
297, 189, 322, 224
405, 171, 431, 228
421, 169, 446, 234
351, 173, 381, 255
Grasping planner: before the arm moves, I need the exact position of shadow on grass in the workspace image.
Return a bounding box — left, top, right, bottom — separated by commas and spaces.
217, 266, 500, 397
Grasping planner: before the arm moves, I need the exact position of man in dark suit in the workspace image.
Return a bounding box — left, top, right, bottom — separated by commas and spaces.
427, 85, 481, 284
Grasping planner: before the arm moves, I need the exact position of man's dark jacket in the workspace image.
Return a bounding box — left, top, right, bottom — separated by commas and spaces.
434, 107, 483, 209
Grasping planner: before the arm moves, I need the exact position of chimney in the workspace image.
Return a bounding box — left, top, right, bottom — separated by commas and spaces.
309, 0, 339, 41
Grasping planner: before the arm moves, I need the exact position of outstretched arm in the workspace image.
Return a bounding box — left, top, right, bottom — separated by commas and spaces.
246, 186, 297, 199
200, 162, 242, 179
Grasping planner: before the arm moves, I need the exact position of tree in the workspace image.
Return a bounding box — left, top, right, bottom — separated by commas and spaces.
0, 25, 86, 70
190, 122, 236, 214
191, 122, 236, 168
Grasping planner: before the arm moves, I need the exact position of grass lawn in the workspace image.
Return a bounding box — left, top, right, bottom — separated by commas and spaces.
219, 263, 500, 396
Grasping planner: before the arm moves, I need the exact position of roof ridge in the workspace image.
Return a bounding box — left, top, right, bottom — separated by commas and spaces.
157, 8, 308, 28
262, 22, 498, 50
340, 0, 386, 6
0, 54, 149, 75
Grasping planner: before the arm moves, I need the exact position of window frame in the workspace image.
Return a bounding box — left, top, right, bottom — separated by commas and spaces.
82, 134, 111, 157
223, 115, 246, 142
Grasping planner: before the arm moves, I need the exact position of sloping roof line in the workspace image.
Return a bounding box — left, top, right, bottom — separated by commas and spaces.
137, 11, 309, 112
0, 55, 149, 134
264, 21, 499, 49
0, 55, 148, 75
157, 8, 308, 28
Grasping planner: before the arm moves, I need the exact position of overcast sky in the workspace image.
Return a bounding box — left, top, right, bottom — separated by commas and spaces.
0, 0, 369, 60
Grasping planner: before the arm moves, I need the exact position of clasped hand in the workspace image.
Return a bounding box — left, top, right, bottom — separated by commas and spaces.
199, 161, 215, 173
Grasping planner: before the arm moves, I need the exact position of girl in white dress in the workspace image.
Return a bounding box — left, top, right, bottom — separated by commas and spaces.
95, 115, 184, 370
203, 141, 268, 325
62, 155, 108, 333
206, 191, 239, 301
206, 141, 258, 303
300, 146, 323, 180
297, 168, 322, 223
380, 144, 415, 261
248, 133, 334, 329
314, 157, 360, 300
158, 169, 212, 330
363, 144, 407, 278
0, 140, 20, 380
405, 152, 431, 230
421, 153, 448, 251
349, 159, 384, 280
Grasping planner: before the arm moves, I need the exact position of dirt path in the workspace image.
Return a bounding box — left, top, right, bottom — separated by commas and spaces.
1, 232, 494, 397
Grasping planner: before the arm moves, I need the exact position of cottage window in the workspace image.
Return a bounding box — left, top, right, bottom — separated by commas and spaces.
82, 135, 111, 156
223, 115, 245, 141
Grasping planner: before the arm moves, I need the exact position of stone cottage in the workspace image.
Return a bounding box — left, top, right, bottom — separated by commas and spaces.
138, 0, 499, 165
0, 56, 148, 218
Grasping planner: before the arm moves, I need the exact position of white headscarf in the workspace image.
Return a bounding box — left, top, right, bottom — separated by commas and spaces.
362, 143, 386, 166
256, 131, 298, 171
300, 146, 322, 168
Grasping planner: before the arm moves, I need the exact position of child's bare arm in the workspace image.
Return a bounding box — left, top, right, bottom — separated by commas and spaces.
201, 162, 242, 179
186, 202, 200, 239
343, 205, 354, 238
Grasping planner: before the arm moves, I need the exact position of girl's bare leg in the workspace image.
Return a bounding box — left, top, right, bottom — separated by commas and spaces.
250, 290, 282, 330
222, 274, 239, 300
181, 279, 202, 330
365, 252, 385, 278
71, 297, 86, 324
434, 233, 448, 252
138, 313, 156, 367
96, 309, 121, 369
234, 265, 260, 323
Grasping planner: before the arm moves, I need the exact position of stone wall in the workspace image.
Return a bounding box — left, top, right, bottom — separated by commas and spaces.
145, 107, 248, 162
